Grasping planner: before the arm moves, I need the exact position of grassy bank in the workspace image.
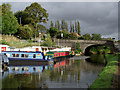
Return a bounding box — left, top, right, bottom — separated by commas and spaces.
0, 34, 40, 48
90, 54, 118, 88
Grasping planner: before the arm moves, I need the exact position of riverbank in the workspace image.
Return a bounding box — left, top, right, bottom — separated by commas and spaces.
90, 54, 118, 88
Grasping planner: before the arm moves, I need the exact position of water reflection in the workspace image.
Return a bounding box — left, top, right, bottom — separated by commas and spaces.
2, 57, 104, 88
86, 54, 106, 65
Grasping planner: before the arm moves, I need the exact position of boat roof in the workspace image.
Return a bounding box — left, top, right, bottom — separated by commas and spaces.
2, 51, 42, 53
47, 51, 70, 53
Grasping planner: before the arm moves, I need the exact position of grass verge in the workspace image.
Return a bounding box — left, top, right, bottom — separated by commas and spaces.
90, 54, 119, 88
0, 34, 41, 48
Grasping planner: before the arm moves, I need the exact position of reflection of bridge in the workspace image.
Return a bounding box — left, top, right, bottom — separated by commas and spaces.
54, 39, 119, 54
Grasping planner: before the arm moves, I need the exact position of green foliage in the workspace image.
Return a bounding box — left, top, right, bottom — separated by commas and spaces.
2, 3, 11, 15
118, 40, 120, 43
41, 33, 55, 47
92, 33, 102, 40
0, 40, 9, 45
77, 20, 81, 36
14, 2, 48, 38
67, 33, 77, 40
76, 42, 82, 52
72, 24, 75, 33
62, 29, 68, 39
70, 21, 72, 33
17, 25, 33, 39
74, 50, 79, 54
2, 3, 19, 34
56, 30, 62, 39
50, 21, 53, 27
48, 27, 58, 38
61, 19, 66, 30
24, 2, 48, 24
82, 33, 92, 40
75, 42, 82, 54
65, 22, 68, 32
90, 46, 111, 54
90, 54, 118, 88
14, 11, 31, 25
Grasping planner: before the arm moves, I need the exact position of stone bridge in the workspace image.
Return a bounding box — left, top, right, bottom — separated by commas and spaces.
54, 39, 119, 54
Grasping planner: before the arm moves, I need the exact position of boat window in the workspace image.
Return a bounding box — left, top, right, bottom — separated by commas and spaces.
33, 54, 36, 58
21, 54, 29, 58
15, 54, 19, 57
25, 54, 29, 58
21, 54, 24, 57
12, 54, 15, 57
6, 53, 10, 57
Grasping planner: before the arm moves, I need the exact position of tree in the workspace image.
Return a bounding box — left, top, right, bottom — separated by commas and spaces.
65, 22, 68, 32
56, 30, 62, 39
75, 21, 77, 33
75, 42, 82, 53
92, 33, 102, 40
0, 6, 1, 33
82, 33, 91, 40
2, 3, 11, 15
50, 21, 53, 27
48, 27, 58, 38
70, 21, 72, 33
14, 11, 31, 25
17, 25, 33, 39
61, 19, 66, 30
77, 20, 81, 36
55, 21, 57, 28
55, 20, 60, 30
67, 33, 77, 40
62, 29, 68, 39
41, 33, 55, 47
2, 3, 19, 34
24, 2, 48, 24
72, 24, 75, 33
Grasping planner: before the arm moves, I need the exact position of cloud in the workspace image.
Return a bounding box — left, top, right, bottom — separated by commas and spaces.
7, 2, 118, 39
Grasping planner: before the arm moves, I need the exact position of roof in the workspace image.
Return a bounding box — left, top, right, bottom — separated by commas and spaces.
2, 51, 42, 53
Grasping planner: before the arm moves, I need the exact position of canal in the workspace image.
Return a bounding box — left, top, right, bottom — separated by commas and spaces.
2, 55, 106, 88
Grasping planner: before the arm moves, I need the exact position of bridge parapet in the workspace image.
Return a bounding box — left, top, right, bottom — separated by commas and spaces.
55, 39, 106, 44
54, 39, 118, 53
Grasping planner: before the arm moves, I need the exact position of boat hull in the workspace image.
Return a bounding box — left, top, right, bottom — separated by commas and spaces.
8, 57, 51, 61
9, 60, 53, 66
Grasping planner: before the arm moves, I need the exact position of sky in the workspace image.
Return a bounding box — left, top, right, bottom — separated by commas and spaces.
1, 1, 119, 40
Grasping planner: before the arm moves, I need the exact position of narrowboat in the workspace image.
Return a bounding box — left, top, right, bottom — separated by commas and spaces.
2, 51, 52, 62
1, 51, 74, 63
46, 51, 74, 59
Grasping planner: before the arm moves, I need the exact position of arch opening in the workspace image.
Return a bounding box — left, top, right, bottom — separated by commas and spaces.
84, 44, 112, 56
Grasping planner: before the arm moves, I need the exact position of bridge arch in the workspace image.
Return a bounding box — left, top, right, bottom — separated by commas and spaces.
84, 44, 112, 56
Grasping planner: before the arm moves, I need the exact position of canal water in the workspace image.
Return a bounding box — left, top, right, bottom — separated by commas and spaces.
2, 55, 105, 88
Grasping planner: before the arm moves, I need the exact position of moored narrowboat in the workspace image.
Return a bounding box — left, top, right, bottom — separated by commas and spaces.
46, 51, 74, 59
2, 51, 51, 61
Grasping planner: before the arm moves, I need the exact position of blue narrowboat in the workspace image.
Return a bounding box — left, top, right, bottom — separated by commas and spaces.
2, 51, 52, 62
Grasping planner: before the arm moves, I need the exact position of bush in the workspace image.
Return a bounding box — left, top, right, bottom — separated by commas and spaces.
0, 40, 9, 45
74, 50, 79, 54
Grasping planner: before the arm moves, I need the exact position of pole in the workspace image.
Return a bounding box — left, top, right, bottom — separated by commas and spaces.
35, 24, 37, 43
20, 17, 21, 25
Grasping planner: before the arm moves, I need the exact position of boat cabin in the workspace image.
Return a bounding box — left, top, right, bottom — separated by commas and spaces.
2, 51, 46, 60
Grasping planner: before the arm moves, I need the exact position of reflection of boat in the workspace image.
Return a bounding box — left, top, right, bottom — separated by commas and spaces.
0, 53, 9, 64
8, 66, 48, 74
54, 59, 75, 68
2, 65, 49, 79
54, 60, 69, 68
